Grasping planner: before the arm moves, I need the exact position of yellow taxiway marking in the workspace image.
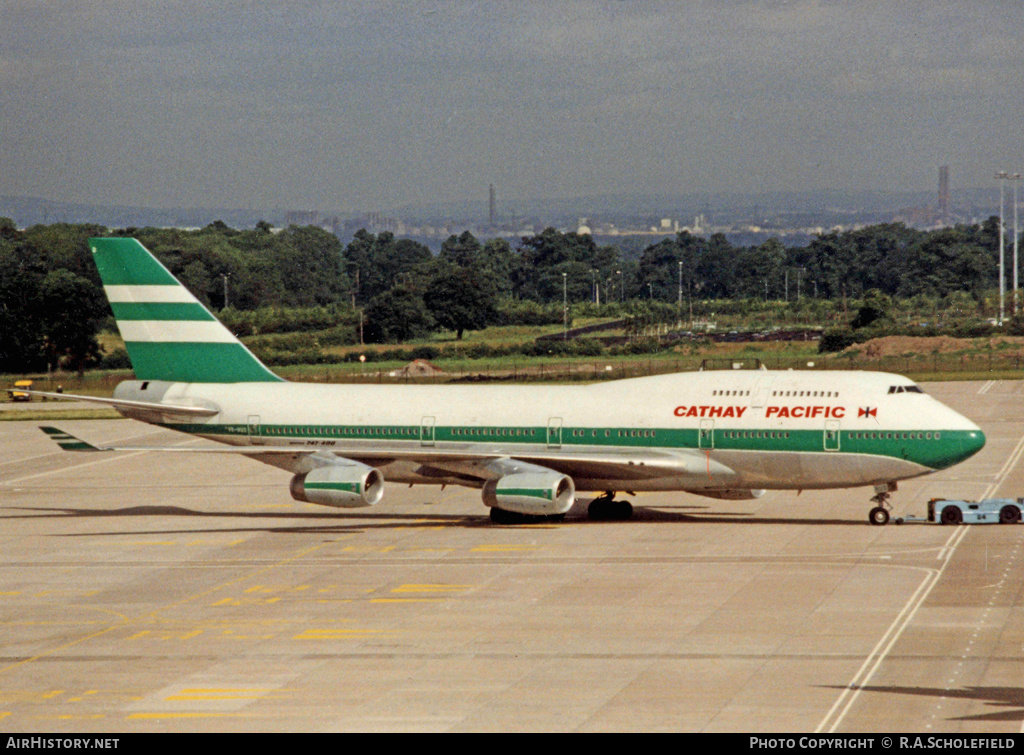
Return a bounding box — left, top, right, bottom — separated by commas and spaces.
7, 590, 101, 598
0, 541, 334, 677
358, 583, 474, 603
66, 691, 99, 701
293, 629, 383, 639
0, 689, 117, 702
123, 540, 245, 546
211, 597, 281, 606
128, 712, 241, 719
165, 688, 281, 701
390, 584, 471, 594
127, 630, 204, 640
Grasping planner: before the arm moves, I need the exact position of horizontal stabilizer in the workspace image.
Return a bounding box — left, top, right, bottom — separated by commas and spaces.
18, 390, 219, 417
40, 426, 104, 452
37, 426, 340, 456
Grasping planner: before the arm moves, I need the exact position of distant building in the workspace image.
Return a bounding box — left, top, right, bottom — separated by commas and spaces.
284, 210, 319, 227
938, 165, 950, 223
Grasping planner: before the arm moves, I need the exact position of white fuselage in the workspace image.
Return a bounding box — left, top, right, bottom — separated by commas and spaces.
114, 369, 985, 495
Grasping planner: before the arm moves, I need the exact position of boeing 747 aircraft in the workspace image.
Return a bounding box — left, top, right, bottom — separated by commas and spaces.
33, 238, 985, 525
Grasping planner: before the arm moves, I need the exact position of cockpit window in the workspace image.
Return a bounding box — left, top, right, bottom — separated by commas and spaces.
888, 385, 924, 394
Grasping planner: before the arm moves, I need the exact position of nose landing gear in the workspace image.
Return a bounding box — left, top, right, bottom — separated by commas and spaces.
868, 482, 897, 526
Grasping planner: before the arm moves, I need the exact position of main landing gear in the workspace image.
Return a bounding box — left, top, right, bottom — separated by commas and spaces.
587, 492, 634, 521
868, 482, 897, 526
488, 507, 565, 524
488, 492, 636, 523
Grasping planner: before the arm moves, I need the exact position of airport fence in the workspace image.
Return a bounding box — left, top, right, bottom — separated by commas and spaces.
308, 350, 1024, 384
7, 350, 1024, 397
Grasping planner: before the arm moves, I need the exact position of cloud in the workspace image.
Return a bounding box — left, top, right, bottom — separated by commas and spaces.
1, 1, 1022, 210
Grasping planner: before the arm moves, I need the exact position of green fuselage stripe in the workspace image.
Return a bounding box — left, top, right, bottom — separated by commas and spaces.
163, 421, 983, 471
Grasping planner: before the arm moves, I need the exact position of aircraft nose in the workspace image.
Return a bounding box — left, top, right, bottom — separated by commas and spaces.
959, 429, 986, 461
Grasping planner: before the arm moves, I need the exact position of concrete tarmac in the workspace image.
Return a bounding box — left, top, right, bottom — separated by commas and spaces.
0, 380, 1022, 732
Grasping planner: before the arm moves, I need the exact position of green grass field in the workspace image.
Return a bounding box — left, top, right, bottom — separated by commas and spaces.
7, 318, 1024, 407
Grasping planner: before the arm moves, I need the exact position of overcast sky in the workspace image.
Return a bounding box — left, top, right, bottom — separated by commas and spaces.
2, 1, 1022, 213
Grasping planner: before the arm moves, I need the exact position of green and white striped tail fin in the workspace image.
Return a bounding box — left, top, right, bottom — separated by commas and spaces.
89, 237, 282, 383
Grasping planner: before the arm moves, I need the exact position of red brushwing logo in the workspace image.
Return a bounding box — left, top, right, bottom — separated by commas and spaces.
858, 407, 878, 418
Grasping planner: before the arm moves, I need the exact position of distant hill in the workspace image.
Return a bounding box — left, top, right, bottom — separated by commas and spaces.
395, 187, 1000, 227
1, 186, 1001, 233
0, 196, 283, 231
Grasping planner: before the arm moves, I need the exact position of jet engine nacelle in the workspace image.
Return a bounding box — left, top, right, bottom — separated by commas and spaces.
482, 471, 575, 516
690, 488, 766, 501
290, 463, 384, 508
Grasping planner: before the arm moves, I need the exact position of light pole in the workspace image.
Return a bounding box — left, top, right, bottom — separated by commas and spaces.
350, 265, 360, 309
1013, 174, 1022, 317
562, 272, 568, 340
997, 172, 1008, 325
677, 260, 683, 324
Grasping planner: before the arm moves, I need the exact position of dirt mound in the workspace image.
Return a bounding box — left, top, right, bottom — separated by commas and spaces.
845, 335, 1024, 359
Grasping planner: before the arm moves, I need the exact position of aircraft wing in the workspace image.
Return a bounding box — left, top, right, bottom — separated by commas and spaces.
39, 426, 701, 481
357, 447, 695, 481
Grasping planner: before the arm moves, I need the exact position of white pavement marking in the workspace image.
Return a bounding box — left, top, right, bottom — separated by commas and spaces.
817, 443, 1016, 732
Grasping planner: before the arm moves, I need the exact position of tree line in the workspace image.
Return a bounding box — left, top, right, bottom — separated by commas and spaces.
0, 215, 1017, 374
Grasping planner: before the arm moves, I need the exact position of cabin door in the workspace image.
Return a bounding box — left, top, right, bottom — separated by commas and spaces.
248, 415, 264, 445
547, 417, 563, 449
751, 377, 774, 409
420, 416, 435, 447
824, 420, 841, 451
699, 419, 715, 450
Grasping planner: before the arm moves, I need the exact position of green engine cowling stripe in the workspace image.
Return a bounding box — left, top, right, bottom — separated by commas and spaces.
496, 488, 554, 500
304, 481, 362, 493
